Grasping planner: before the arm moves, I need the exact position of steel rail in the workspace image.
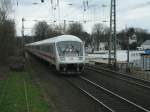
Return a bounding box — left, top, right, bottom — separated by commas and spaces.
86, 66, 150, 90
63, 78, 114, 112
88, 65, 150, 87
80, 76, 150, 112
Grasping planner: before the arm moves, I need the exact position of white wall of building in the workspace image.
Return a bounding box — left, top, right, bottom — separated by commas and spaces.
116, 50, 127, 62
129, 51, 144, 67
86, 50, 144, 67
99, 42, 107, 50
141, 45, 150, 49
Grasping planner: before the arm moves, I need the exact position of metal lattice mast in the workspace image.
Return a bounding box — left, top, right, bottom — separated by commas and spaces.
108, 0, 117, 66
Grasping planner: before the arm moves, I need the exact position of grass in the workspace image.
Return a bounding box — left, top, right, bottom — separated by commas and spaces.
0, 70, 49, 112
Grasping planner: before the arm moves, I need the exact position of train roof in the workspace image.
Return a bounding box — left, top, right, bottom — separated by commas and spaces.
26, 35, 82, 46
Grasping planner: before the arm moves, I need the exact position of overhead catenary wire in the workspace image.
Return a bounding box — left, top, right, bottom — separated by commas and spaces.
17, 0, 111, 36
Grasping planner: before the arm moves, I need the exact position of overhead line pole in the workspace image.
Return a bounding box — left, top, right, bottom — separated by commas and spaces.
22, 18, 25, 49
109, 0, 117, 68
108, 0, 112, 65
64, 20, 66, 34
113, 0, 117, 68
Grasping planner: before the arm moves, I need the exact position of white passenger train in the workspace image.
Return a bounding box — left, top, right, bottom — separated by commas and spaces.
25, 35, 85, 74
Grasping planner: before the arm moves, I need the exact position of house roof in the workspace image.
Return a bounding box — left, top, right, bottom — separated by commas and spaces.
142, 40, 150, 45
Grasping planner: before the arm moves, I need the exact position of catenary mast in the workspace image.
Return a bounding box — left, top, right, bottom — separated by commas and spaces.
109, 0, 117, 67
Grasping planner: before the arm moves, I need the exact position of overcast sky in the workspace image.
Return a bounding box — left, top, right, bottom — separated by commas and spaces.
12, 0, 150, 36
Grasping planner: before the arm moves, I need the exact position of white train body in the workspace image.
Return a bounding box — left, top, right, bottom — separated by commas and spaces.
25, 35, 85, 74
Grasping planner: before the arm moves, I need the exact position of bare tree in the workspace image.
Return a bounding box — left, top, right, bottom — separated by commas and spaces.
81, 31, 91, 47
0, 20, 16, 64
0, 0, 12, 21
33, 21, 49, 41
67, 22, 84, 40
33, 21, 61, 41
0, 0, 16, 65
134, 28, 149, 44
92, 23, 109, 50
47, 24, 62, 38
117, 27, 149, 50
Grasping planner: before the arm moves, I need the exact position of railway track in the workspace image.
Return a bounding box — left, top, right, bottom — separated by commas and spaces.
64, 76, 149, 112
86, 65, 150, 90
29, 55, 150, 111
85, 65, 150, 110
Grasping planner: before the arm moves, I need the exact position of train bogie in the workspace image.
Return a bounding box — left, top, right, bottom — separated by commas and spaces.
59, 63, 84, 74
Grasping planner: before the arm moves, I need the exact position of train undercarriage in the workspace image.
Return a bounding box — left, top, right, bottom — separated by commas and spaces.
59, 63, 84, 74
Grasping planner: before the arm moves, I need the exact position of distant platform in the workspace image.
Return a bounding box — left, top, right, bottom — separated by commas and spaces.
86, 57, 127, 65
85, 52, 128, 64
90, 60, 128, 64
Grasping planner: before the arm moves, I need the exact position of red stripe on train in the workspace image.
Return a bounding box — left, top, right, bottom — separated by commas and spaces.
39, 52, 56, 61
28, 49, 56, 61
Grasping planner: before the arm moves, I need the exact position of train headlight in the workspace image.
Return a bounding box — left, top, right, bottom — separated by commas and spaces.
60, 57, 65, 61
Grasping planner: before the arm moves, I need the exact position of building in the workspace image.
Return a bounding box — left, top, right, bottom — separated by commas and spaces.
141, 49, 150, 71
99, 42, 108, 50
86, 50, 144, 67
141, 40, 150, 50
129, 51, 144, 68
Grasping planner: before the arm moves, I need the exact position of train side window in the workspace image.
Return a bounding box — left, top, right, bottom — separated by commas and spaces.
45, 45, 49, 52
51, 45, 53, 54
53, 44, 56, 56
41, 45, 43, 51
52, 44, 55, 56
37, 46, 40, 50
45, 45, 47, 52
49, 44, 51, 53
44, 45, 47, 52
48, 44, 50, 53
35, 46, 37, 50
51, 44, 53, 54
44, 45, 46, 52
49, 44, 54, 55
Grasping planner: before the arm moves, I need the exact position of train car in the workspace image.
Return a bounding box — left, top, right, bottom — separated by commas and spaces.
25, 35, 85, 74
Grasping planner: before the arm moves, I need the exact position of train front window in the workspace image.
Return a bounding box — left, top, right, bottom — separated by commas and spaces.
57, 41, 83, 56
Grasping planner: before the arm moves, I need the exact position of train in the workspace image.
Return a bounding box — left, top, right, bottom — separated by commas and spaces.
25, 35, 85, 74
